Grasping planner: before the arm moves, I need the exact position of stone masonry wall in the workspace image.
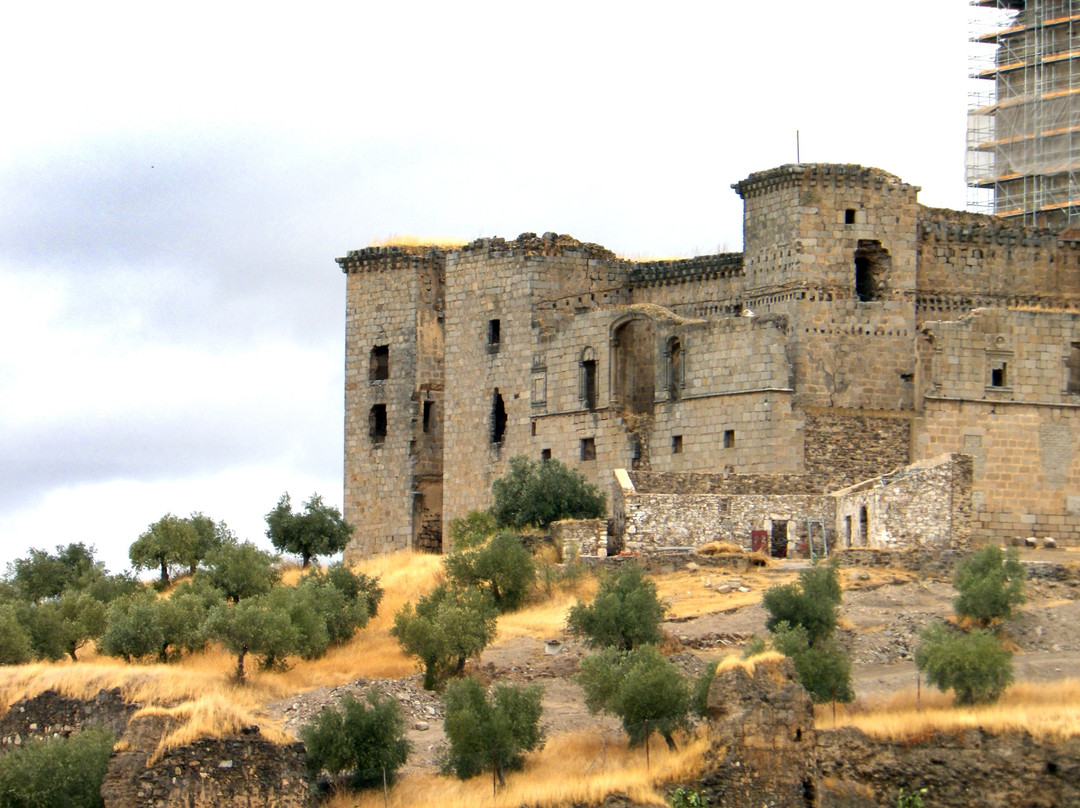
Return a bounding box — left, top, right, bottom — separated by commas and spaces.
613, 470, 834, 552
804, 409, 913, 491
831, 454, 973, 551
0, 688, 136, 751
339, 246, 445, 560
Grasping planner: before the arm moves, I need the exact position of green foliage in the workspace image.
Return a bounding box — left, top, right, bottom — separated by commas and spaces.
491, 455, 606, 529
897, 787, 928, 808
300, 691, 412, 791
447, 510, 498, 550
442, 677, 544, 783
202, 541, 280, 603
0, 605, 32, 665
576, 645, 691, 750
915, 621, 1014, 705
391, 584, 497, 690
205, 594, 298, 682
265, 492, 353, 568
186, 512, 235, 574
567, 562, 665, 650
0, 724, 115, 808
129, 514, 201, 586
953, 545, 1026, 626
741, 635, 768, 659
6, 543, 103, 603
670, 787, 709, 808
100, 591, 165, 662
321, 562, 384, 619
445, 530, 535, 612
762, 558, 842, 646
691, 660, 719, 718
771, 623, 854, 704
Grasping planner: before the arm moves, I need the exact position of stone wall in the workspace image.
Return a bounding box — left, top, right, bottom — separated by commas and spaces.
103, 714, 308, 808
549, 518, 607, 558
803, 409, 913, 491
613, 469, 834, 553
339, 245, 446, 559
816, 726, 1080, 808
702, 656, 817, 808
0, 688, 136, 750
831, 454, 973, 551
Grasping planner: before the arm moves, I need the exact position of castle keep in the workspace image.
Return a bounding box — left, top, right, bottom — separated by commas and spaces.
339, 163, 1080, 561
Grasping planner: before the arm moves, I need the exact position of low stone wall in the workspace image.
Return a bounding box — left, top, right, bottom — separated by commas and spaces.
817, 726, 1080, 808
0, 688, 137, 750
833, 547, 962, 578
549, 518, 607, 558
102, 713, 310, 808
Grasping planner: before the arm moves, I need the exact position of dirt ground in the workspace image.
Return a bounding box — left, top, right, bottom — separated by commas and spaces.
269, 549, 1080, 773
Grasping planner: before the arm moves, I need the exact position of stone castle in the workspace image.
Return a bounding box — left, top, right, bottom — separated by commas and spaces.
338, 163, 1080, 560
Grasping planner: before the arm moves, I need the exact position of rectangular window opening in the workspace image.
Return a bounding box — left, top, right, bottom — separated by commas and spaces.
672, 435, 683, 454
369, 404, 387, 444
582, 360, 598, 410
580, 437, 596, 461
370, 345, 389, 381
990, 362, 1008, 388
422, 401, 433, 433
487, 319, 501, 352
723, 429, 735, 449
844, 208, 856, 225
541, 448, 551, 462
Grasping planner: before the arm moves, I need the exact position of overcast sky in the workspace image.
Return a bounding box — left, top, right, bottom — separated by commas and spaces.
1, 1, 979, 575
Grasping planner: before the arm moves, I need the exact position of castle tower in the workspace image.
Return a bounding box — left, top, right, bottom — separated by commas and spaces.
337, 246, 446, 561
967, 0, 1080, 228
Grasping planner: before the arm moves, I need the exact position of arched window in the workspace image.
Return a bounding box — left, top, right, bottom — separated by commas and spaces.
579, 347, 598, 411
666, 337, 684, 400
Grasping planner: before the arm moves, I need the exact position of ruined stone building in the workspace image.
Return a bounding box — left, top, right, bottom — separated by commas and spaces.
338, 162, 1080, 561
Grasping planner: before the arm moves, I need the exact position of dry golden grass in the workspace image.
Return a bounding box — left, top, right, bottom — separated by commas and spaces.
694, 541, 743, 556
653, 568, 794, 621
135, 693, 292, 763
327, 728, 709, 808
816, 679, 1080, 741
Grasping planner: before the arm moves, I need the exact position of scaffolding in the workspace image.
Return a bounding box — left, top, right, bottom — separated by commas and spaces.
967, 0, 1080, 228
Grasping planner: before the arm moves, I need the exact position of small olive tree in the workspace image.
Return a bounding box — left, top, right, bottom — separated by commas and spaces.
567, 562, 665, 650
442, 677, 544, 784
953, 545, 1026, 626
301, 692, 411, 792
915, 621, 1014, 705
491, 456, 606, 529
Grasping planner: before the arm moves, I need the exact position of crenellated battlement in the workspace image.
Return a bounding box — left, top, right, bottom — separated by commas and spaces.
918, 207, 1080, 248
336, 245, 447, 275
630, 253, 744, 288
733, 163, 919, 199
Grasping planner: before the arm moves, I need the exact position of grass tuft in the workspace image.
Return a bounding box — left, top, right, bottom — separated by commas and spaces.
323, 728, 708, 808
817, 679, 1080, 741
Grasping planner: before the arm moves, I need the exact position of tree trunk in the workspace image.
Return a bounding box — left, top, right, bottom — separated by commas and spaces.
663, 732, 678, 752
236, 645, 247, 683
159, 559, 170, 587
302, 552, 311, 569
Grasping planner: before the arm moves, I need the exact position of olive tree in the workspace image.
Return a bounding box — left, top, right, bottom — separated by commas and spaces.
567, 562, 665, 650
265, 493, 353, 568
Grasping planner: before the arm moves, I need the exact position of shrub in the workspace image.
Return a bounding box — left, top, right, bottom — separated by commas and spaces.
771, 623, 854, 704
953, 545, 1026, 626
670, 788, 709, 808
100, 591, 165, 662
0, 724, 114, 808
491, 455, 606, 529
567, 562, 665, 650
915, 621, 1014, 705
300, 692, 411, 792
576, 645, 691, 750
442, 677, 544, 783
202, 541, 281, 603
0, 605, 32, 665
762, 558, 842, 646
445, 530, 535, 612
391, 585, 497, 690
691, 660, 719, 718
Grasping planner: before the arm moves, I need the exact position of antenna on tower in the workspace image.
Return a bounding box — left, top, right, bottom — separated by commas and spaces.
796, 130, 801, 164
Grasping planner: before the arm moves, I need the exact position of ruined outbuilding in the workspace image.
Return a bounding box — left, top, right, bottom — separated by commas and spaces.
340, 163, 1080, 559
